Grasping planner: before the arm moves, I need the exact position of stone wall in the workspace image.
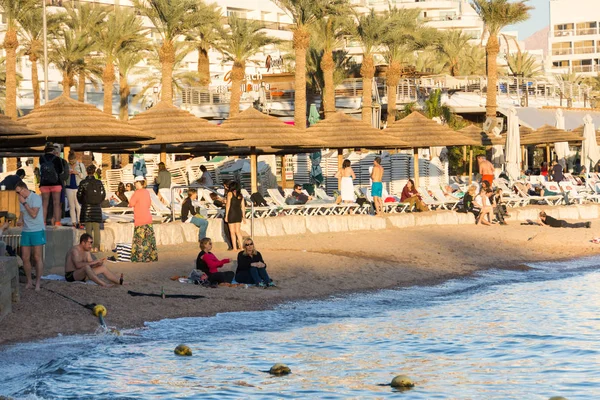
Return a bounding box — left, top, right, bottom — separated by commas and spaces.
97, 204, 600, 249
0, 256, 19, 323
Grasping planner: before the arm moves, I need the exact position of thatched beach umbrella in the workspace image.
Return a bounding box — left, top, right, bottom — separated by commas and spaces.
521, 124, 583, 165
128, 102, 242, 163
221, 107, 325, 193
458, 125, 506, 182
0, 114, 40, 137
385, 112, 478, 187
17, 95, 153, 155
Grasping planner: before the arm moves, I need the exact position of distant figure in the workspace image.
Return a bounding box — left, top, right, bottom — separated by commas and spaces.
473, 188, 494, 226
112, 182, 129, 207
155, 162, 171, 191
371, 156, 384, 216
540, 161, 548, 177
39, 142, 65, 226
477, 155, 495, 186
64, 233, 121, 287
551, 161, 564, 183
225, 181, 245, 251
0, 168, 25, 190
492, 188, 508, 225
290, 183, 312, 204
66, 153, 86, 227
15, 182, 45, 291
181, 188, 208, 241
335, 159, 356, 203
129, 176, 158, 262
0, 221, 10, 257
125, 183, 135, 192
538, 211, 591, 228
210, 192, 225, 208
400, 179, 428, 212
197, 237, 234, 284
235, 238, 274, 287
77, 164, 106, 252
198, 165, 214, 186
132, 157, 147, 178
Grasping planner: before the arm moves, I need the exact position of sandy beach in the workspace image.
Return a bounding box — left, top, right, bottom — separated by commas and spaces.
2, 219, 600, 346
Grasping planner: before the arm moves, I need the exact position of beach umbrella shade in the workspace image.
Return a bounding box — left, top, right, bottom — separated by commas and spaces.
128, 102, 242, 163
221, 107, 325, 193
580, 114, 600, 175
459, 125, 506, 182
520, 124, 583, 166
504, 107, 521, 181
0, 114, 40, 136
307, 104, 323, 187
554, 108, 570, 169
384, 112, 477, 187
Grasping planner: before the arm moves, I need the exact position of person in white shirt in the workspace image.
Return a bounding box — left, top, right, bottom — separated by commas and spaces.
198, 165, 214, 186
473, 188, 494, 226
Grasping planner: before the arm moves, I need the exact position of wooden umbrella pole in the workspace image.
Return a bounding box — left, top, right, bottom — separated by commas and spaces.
280, 155, 287, 189
469, 148, 473, 184
160, 144, 166, 164
250, 148, 257, 194
413, 148, 420, 188
64, 138, 71, 157
463, 145, 467, 176
546, 143, 550, 165
521, 145, 526, 171
337, 148, 343, 191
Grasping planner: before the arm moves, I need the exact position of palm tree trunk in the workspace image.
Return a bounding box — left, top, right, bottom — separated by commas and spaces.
198, 47, 210, 87
30, 54, 40, 108
103, 60, 115, 115
293, 27, 310, 129
321, 50, 336, 118
361, 54, 375, 125
386, 61, 401, 125
229, 61, 245, 117
77, 72, 85, 102
485, 33, 500, 118
159, 40, 175, 105
62, 72, 72, 96
119, 73, 130, 121
4, 27, 18, 120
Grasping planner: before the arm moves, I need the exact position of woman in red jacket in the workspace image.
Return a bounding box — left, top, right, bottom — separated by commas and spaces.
197, 237, 234, 284
400, 179, 428, 212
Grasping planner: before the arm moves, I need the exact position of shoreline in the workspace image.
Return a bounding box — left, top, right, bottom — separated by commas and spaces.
2, 221, 600, 347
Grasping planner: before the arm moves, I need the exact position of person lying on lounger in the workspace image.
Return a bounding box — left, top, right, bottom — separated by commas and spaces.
537, 211, 591, 229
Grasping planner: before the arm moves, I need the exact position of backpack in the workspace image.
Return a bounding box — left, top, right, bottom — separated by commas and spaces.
40, 154, 59, 185
86, 179, 105, 205
196, 250, 210, 274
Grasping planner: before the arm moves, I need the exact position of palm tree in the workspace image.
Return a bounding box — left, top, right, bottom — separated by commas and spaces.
273, 0, 348, 129
17, 9, 63, 108
0, 57, 23, 114
0, 0, 37, 119
458, 44, 486, 76
471, 0, 533, 118
414, 50, 446, 75
435, 30, 472, 77
505, 51, 542, 78
97, 8, 148, 114
186, 3, 222, 87
133, 0, 219, 105
50, 29, 97, 95
354, 9, 385, 124
381, 7, 433, 124
116, 50, 146, 121
219, 16, 280, 116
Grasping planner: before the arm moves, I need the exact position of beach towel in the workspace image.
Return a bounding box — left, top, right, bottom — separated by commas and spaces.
41, 274, 97, 285
115, 243, 132, 262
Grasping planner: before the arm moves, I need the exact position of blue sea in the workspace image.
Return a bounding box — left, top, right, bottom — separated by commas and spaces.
1, 256, 600, 399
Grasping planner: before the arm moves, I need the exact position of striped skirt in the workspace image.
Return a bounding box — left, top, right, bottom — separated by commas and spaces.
131, 224, 158, 263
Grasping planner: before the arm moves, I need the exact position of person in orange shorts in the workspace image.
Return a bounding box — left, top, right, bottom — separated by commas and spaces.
477, 155, 495, 186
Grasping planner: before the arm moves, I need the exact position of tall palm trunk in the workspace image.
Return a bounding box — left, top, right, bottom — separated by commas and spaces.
229, 61, 245, 117
4, 27, 19, 120
30, 53, 40, 108
386, 61, 401, 125
159, 40, 175, 105
293, 27, 310, 129
103, 59, 115, 114
62, 72, 72, 95
119, 73, 130, 121
77, 71, 85, 102
485, 33, 500, 118
321, 50, 335, 118
197, 47, 210, 87
360, 53, 375, 124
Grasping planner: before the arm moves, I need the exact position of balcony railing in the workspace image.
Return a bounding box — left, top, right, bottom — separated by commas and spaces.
571, 65, 597, 73
552, 48, 572, 56
554, 30, 575, 37
573, 46, 596, 54
576, 28, 598, 36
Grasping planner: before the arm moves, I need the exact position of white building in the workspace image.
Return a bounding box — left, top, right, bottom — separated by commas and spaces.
549, 0, 600, 75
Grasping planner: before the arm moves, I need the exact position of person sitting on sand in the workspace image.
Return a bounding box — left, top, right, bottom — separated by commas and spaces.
537, 211, 591, 229
473, 188, 494, 226
400, 179, 428, 212
64, 233, 122, 287
492, 188, 509, 225
197, 237, 234, 284
235, 237, 275, 287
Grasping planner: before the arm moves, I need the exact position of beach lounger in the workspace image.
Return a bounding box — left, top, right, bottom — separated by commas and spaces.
429, 187, 459, 210
559, 181, 590, 204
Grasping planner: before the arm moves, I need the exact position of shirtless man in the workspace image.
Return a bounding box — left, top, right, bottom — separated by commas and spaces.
478, 155, 495, 186
371, 156, 384, 216
65, 233, 121, 287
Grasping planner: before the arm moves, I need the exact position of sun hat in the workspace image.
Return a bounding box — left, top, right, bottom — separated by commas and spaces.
134, 176, 145, 182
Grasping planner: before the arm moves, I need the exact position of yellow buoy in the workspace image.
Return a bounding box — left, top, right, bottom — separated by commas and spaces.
390, 375, 414, 388
93, 305, 107, 317
174, 344, 192, 356
269, 363, 291, 376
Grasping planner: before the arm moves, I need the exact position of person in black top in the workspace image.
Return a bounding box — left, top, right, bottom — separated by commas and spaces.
0, 169, 25, 190
77, 165, 106, 252
538, 211, 591, 228
235, 238, 275, 287
39, 143, 66, 226
290, 183, 312, 204
181, 188, 208, 242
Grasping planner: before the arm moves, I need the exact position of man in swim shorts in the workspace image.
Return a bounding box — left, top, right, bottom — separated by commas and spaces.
16, 182, 45, 291
371, 156, 384, 216
478, 155, 495, 186
65, 233, 122, 287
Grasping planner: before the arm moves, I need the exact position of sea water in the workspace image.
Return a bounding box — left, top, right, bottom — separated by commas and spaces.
1, 256, 600, 399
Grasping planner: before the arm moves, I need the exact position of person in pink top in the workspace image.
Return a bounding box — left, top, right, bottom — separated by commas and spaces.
128, 176, 158, 262
197, 238, 234, 284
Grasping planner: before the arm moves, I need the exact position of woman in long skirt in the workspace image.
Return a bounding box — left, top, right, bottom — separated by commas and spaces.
129, 176, 158, 262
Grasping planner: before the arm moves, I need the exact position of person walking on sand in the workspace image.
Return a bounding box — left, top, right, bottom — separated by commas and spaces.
478, 155, 495, 186
335, 159, 356, 203
371, 156, 384, 216
15, 182, 45, 291
65, 233, 122, 287
77, 165, 106, 252
225, 181, 246, 251
129, 176, 158, 262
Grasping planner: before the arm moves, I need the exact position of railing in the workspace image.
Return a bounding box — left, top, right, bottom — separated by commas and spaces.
181, 88, 231, 105
571, 64, 597, 73
221, 16, 292, 32
576, 28, 598, 36
554, 30, 574, 37
552, 48, 572, 56
573, 46, 596, 54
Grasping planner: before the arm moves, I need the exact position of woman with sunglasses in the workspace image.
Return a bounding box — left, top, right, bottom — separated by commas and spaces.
235, 238, 275, 287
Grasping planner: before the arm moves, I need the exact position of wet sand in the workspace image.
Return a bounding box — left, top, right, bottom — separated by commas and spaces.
2, 220, 599, 345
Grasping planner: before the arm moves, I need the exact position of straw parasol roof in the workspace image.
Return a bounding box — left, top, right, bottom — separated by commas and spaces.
459, 125, 506, 146
520, 125, 534, 137
17, 95, 153, 143
0, 114, 40, 136
306, 112, 406, 148
385, 112, 478, 147
220, 107, 324, 148
128, 102, 241, 145
520, 124, 583, 145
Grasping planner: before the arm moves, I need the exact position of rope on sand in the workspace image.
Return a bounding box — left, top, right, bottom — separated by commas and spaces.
43, 288, 113, 331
